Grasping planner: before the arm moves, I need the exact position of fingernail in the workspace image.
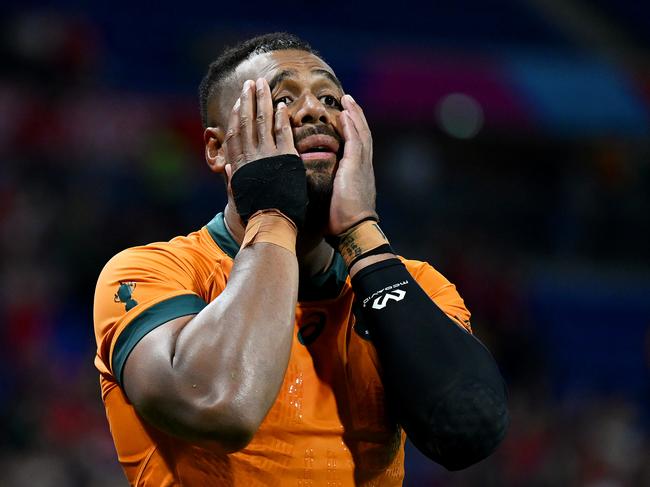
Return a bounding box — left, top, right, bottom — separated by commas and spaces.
256, 78, 263, 90
233, 98, 240, 110
243, 80, 251, 92
346, 94, 355, 104
277, 101, 286, 110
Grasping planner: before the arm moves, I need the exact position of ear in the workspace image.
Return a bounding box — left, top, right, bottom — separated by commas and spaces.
204, 127, 226, 174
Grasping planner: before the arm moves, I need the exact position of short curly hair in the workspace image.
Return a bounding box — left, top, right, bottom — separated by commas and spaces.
198, 32, 319, 128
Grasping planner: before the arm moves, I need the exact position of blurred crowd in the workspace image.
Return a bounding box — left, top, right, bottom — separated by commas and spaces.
1, 7, 649, 487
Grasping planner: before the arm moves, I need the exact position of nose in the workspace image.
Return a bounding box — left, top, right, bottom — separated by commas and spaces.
290, 93, 331, 126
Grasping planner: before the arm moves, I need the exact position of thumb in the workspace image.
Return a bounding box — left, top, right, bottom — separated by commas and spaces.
339, 111, 362, 168
225, 164, 234, 199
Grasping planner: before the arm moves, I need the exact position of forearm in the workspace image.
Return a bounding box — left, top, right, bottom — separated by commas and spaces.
351, 258, 509, 470
125, 220, 300, 449
169, 243, 298, 432
124, 81, 309, 448
327, 93, 508, 467
349, 252, 395, 277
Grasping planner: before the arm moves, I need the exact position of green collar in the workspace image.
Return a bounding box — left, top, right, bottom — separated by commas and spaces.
206, 213, 348, 302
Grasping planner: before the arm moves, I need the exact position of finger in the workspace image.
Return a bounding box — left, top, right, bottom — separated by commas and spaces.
239, 80, 257, 160
274, 102, 297, 155
342, 94, 371, 142
255, 78, 274, 151
342, 95, 372, 164
224, 98, 243, 168
340, 111, 362, 163
224, 164, 237, 213
224, 163, 234, 194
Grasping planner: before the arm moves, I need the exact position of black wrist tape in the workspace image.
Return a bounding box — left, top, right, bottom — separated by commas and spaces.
352, 259, 509, 470
231, 154, 308, 227
348, 243, 394, 268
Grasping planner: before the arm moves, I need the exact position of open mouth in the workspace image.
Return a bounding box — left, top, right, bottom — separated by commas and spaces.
296, 134, 340, 161
303, 146, 331, 153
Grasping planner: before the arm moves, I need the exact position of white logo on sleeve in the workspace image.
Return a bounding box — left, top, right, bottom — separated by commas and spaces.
371, 289, 406, 309
362, 280, 409, 310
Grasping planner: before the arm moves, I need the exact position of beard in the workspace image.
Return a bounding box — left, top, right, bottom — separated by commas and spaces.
292, 123, 343, 235
302, 160, 335, 235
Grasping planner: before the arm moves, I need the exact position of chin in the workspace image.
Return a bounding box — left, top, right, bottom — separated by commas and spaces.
303, 156, 336, 173
304, 168, 334, 233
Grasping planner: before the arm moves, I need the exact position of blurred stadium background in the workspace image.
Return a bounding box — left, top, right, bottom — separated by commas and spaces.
1, 1, 649, 485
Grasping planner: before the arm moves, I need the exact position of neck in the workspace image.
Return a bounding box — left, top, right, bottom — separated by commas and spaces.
223, 204, 334, 277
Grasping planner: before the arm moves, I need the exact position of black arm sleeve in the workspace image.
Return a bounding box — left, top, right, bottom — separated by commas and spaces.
351, 258, 509, 471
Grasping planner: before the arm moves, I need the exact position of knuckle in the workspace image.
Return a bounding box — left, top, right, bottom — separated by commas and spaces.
239, 116, 250, 128
256, 114, 266, 125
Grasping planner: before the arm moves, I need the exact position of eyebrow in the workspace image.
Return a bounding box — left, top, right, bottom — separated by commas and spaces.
268, 69, 296, 91
313, 69, 343, 91
268, 68, 343, 92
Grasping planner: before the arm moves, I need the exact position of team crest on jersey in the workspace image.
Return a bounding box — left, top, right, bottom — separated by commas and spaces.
297, 311, 326, 346
114, 282, 138, 311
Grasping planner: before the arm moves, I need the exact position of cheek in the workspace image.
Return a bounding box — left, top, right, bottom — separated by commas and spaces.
330, 112, 343, 133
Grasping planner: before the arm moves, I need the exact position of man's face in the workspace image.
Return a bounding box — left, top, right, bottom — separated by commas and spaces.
210, 49, 345, 227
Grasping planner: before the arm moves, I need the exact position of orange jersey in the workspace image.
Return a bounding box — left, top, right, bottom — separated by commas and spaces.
94, 213, 471, 486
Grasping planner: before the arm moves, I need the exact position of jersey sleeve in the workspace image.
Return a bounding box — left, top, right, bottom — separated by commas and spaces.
402, 259, 472, 333
93, 245, 208, 386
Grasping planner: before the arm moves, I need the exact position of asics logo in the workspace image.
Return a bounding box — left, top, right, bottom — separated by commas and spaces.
372, 289, 406, 309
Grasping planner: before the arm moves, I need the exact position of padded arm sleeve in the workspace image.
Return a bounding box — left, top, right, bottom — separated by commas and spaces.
351, 258, 509, 470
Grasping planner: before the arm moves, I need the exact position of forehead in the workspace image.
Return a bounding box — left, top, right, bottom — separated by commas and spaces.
233, 49, 337, 87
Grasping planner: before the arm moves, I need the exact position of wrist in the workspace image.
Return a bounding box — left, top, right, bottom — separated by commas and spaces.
231, 155, 308, 228
349, 252, 397, 278
331, 219, 395, 271
241, 209, 298, 254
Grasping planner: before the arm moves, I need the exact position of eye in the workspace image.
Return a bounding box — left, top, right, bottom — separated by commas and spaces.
273, 96, 293, 107
320, 95, 342, 109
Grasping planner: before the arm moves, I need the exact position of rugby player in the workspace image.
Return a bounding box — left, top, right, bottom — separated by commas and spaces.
94, 32, 508, 486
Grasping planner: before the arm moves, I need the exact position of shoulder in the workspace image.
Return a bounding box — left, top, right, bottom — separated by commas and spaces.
93, 228, 222, 381
98, 227, 228, 285
398, 256, 448, 287
397, 255, 472, 332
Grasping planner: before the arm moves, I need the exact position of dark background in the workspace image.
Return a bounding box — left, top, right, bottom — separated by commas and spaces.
1, 1, 649, 485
